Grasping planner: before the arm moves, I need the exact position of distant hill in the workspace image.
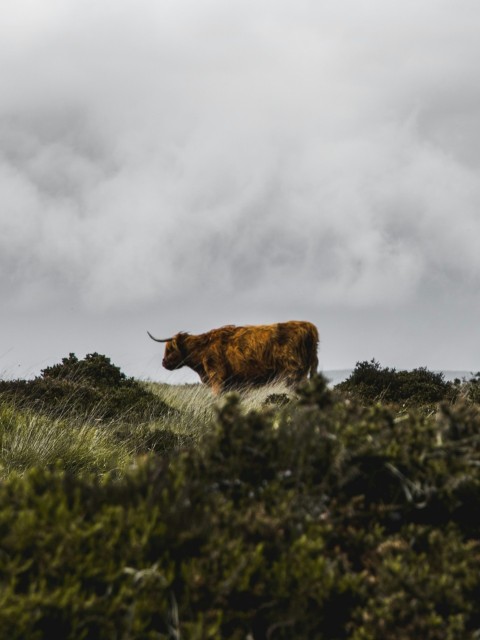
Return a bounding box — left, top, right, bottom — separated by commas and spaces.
440, 370, 479, 382
322, 370, 355, 386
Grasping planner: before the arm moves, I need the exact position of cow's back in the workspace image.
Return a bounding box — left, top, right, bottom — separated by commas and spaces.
221, 321, 318, 384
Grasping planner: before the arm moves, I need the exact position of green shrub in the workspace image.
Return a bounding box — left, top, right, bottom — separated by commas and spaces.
465, 372, 480, 404
41, 352, 128, 387
336, 359, 454, 406
0, 353, 172, 423
2, 374, 480, 637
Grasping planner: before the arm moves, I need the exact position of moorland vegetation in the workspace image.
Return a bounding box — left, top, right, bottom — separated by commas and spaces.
0, 355, 480, 638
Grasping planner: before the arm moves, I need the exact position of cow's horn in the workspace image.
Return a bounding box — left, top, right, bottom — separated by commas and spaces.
147, 331, 174, 343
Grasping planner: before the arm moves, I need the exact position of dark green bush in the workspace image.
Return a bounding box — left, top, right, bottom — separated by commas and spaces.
336, 359, 455, 406
1, 374, 480, 638
466, 373, 480, 404
41, 352, 128, 387
0, 353, 172, 423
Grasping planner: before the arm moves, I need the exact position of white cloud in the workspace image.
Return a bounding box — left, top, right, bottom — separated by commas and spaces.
2, 0, 480, 318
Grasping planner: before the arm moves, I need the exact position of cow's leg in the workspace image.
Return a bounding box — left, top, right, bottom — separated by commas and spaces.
203, 359, 226, 395
209, 380, 223, 395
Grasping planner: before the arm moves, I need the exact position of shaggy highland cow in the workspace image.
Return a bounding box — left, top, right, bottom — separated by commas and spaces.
147, 320, 319, 394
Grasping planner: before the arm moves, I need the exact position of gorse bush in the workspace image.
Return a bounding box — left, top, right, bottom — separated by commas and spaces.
1, 372, 480, 638
41, 352, 129, 386
464, 372, 480, 404
336, 359, 455, 406
0, 352, 172, 423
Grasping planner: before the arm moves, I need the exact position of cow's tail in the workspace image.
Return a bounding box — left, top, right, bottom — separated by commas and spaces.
309, 351, 319, 378
304, 323, 319, 378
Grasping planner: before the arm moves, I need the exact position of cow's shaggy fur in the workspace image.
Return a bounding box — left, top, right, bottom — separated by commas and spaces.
150, 321, 319, 394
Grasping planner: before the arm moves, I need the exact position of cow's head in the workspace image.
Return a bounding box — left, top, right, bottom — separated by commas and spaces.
147, 331, 189, 370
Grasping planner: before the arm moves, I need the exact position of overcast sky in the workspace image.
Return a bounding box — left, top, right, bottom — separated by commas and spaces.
1, 0, 480, 382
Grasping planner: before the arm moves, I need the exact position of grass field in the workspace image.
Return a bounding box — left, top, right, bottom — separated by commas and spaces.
0, 371, 294, 480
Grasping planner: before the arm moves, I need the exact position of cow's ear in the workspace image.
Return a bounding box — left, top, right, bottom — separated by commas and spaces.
175, 332, 188, 348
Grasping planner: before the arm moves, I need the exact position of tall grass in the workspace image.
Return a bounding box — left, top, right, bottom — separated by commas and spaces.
0, 380, 296, 480
0, 402, 132, 478
144, 379, 294, 432
143, 382, 217, 439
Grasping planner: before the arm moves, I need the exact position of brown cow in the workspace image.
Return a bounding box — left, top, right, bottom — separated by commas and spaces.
147, 320, 319, 394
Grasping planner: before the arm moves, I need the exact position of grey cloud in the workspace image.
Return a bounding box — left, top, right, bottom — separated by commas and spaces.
1, 0, 480, 377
